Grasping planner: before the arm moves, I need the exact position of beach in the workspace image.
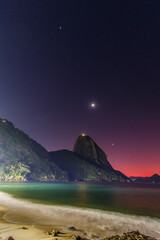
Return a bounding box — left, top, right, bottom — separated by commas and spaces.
0, 204, 79, 240
0, 204, 47, 240
0, 185, 160, 240
0, 201, 160, 240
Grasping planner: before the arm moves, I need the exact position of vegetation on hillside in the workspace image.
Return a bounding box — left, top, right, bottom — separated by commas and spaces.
0, 119, 129, 182
0, 119, 67, 181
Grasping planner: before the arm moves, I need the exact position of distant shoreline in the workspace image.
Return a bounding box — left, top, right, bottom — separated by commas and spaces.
0, 180, 160, 188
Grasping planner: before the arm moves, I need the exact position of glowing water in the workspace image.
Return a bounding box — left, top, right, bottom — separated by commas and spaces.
0, 191, 160, 239
0, 182, 160, 217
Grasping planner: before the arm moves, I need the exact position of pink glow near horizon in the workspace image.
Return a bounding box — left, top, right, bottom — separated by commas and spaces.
105, 147, 160, 177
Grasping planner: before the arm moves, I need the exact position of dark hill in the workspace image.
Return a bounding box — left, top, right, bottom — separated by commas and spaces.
0, 118, 67, 181
131, 174, 160, 183
49, 150, 122, 181
49, 135, 130, 182
73, 135, 113, 170
0, 119, 130, 183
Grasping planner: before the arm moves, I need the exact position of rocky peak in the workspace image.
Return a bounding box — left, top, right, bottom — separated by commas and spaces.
0, 118, 14, 128
73, 134, 113, 170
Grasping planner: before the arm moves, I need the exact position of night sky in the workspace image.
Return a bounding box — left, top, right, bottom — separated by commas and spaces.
0, 0, 160, 177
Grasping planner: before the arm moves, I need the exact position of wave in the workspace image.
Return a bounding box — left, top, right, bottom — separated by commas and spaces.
0, 191, 160, 239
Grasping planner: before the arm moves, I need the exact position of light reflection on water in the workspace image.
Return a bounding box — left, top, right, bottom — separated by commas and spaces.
0, 190, 160, 239
0, 182, 160, 217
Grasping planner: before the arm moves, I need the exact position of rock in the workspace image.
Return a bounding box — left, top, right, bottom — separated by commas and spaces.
46, 229, 61, 236
122, 231, 156, 240
67, 227, 77, 231
73, 135, 113, 169
72, 135, 130, 182
52, 229, 60, 234
21, 227, 28, 230
89, 234, 98, 239
6, 237, 15, 240
104, 231, 156, 240
107, 236, 121, 240
72, 236, 81, 240
53, 232, 58, 237
46, 232, 52, 235
52, 229, 60, 237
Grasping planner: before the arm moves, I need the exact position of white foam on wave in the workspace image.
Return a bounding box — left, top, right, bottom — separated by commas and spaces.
0, 191, 160, 239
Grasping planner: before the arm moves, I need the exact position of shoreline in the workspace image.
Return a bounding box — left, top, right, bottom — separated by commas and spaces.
0, 204, 45, 240
0, 193, 160, 239
0, 191, 160, 240
0, 204, 79, 240
0, 180, 160, 187
0, 203, 158, 240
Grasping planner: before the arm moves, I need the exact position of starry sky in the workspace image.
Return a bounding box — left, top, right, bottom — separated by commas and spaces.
0, 0, 160, 177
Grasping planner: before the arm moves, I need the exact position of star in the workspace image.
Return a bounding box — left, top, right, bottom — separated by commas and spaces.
59, 26, 62, 30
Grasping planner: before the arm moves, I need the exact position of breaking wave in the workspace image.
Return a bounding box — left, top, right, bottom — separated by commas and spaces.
0, 191, 160, 239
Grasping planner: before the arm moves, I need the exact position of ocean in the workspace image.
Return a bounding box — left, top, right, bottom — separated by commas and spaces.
0, 182, 160, 239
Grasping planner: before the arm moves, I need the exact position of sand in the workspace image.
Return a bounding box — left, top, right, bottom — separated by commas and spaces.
0, 204, 45, 240
0, 204, 79, 240
0, 203, 160, 240
0, 191, 160, 240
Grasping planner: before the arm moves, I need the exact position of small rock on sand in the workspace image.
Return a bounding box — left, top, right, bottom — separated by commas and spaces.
21, 227, 28, 230
5, 237, 15, 240
67, 227, 77, 231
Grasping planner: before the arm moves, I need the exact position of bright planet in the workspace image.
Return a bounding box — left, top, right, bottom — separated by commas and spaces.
90, 103, 96, 108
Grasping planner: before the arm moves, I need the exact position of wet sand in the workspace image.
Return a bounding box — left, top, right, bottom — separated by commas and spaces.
0, 204, 80, 240
0, 190, 160, 240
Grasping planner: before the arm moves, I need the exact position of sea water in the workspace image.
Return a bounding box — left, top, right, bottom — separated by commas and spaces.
0, 182, 160, 239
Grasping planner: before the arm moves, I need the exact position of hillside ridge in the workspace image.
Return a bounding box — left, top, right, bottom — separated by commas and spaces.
0, 119, 130, 182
